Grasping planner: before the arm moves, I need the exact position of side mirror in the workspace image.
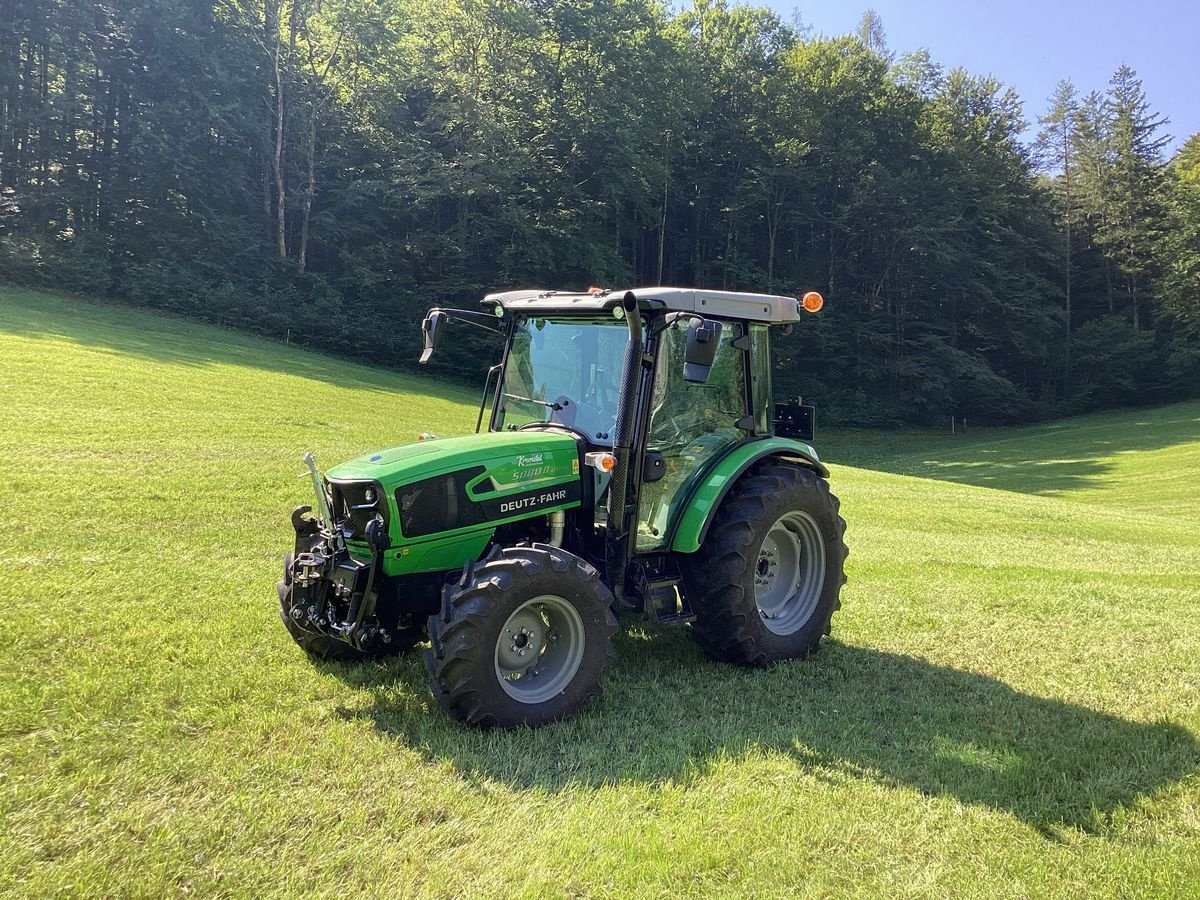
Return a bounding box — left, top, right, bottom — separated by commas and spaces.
683, 318, 722, 383
419, 310, 446, 364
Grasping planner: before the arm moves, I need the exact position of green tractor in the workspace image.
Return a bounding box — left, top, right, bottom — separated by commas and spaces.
278, 287, 847, 728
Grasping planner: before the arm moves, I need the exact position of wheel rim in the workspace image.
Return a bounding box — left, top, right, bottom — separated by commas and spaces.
753, 510, 826, 636
494, 594, 586, 704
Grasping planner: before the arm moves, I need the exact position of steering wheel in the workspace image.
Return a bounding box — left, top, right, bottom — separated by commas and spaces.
572, 399, 608, 436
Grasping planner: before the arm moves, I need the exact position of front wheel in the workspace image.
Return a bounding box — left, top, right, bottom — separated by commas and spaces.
682, 462, 847, 667
425, 544, 617, 728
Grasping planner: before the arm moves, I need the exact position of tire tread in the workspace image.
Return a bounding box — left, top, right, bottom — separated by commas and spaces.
426, 544, 617, 728
683, 461, 848, 667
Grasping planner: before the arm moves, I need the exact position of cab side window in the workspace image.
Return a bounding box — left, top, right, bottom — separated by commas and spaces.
636, 320, 747, 551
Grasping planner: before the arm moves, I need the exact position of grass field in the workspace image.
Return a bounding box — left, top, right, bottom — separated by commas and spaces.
1, 285, 1198, 898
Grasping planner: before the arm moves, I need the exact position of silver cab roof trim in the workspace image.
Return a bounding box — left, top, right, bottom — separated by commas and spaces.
480, 286, 805, 323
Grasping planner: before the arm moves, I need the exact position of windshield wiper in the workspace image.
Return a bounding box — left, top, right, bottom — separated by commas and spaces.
502, 392, 563, 411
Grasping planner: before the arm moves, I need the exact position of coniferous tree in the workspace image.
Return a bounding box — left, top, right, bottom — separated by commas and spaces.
1101, 65, 1170, 330
1037, 80, 1080, 385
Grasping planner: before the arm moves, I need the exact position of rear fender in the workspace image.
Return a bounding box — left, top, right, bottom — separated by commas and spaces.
669, 438, 828, 554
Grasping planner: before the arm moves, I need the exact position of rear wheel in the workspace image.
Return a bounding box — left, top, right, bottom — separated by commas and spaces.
682, 462, 847, 667
425, 544, 617, 728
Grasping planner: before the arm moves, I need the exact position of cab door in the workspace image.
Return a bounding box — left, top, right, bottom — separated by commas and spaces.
635, 318, 748, 551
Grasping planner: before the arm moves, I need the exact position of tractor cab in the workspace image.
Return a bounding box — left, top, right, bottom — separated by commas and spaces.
279, 287, 845, 729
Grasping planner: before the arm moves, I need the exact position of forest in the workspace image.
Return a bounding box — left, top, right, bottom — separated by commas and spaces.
1, 0, 1198, 425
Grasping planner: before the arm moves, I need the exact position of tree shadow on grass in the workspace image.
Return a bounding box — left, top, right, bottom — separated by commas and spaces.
824, 404, 1200, 496
326, 628, 1199, 835
0, 287, 471, 398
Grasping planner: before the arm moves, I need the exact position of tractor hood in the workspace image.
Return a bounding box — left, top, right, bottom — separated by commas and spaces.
325, 430, 580, 492
322, 430, 584, 575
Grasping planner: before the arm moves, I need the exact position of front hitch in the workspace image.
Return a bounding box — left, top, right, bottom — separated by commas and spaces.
291, 504, 320, 540
341, 517, 390, 641
285, 502, 391, 653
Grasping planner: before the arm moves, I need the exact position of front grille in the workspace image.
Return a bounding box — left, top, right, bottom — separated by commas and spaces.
329, 480, 387, 540
395, 466, 488, 538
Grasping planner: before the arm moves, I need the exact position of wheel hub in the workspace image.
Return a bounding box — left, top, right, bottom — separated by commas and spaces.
753, 510, 827, 635
496, 608, 548, 671
494, 594, 586, 704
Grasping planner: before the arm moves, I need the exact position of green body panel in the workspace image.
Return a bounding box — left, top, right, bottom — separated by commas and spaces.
328, 431, 583, 576
669, 437, 826, 554
326, 431, 577, 487
386, 531, 494, 575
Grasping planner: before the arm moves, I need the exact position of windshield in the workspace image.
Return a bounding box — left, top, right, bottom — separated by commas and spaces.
494, 316, 631, 443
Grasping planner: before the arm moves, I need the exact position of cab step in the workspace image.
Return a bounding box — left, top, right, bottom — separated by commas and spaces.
631, 559, 695, 625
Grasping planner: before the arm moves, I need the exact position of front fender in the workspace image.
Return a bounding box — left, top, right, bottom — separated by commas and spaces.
669, 437, 829, 554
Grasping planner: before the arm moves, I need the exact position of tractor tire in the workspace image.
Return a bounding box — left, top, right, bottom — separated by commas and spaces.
425, 544, 618, 729
277, 553, 422, 662
682, 462, 847, 667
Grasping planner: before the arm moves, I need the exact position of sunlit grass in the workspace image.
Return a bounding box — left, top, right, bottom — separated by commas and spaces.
1, 286, 1198, 897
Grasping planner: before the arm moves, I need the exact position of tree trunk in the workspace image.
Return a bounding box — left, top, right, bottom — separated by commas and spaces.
766, 217, 777, 291
38, 29, 48, 198
62, 49, 78, 231
766, 184, 788, 293
16, 33, 34, 186
87, 62, 102, 232
657, 135, 669, 284
297, 101, 316, 274
1130, 273, 1139, 330
1064, 212, 1071, 382
266, 0, 288, 259
827, 221, 836, 298
0, 18, 15, 187
110, 74, 138, 291
723, 217, 735, 289
97, 73, 117, 232
1062, 116, 1072, 385
272, 50, 286, 257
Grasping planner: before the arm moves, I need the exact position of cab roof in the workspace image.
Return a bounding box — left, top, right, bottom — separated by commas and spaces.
481, 286, 807, 324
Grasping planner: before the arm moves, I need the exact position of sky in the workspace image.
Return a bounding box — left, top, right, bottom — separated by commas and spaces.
770, 0, 1199, 155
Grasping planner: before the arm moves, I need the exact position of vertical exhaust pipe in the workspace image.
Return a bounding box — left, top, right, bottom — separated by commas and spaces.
606, 292, 642, 607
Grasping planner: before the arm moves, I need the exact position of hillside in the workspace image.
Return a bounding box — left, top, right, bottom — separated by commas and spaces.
1, 287, 1198, 897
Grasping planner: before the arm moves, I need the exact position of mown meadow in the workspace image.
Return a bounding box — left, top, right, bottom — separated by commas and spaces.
1, 287, 1198, 897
